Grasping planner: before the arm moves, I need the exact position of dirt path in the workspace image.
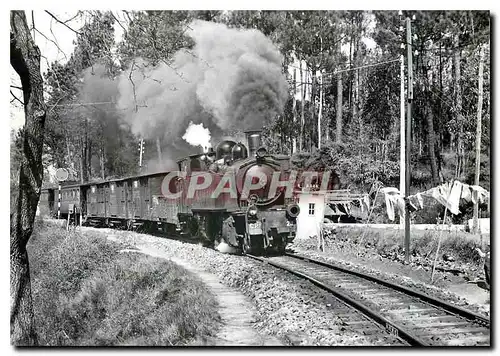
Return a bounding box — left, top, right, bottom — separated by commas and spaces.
108, 234, 282, 346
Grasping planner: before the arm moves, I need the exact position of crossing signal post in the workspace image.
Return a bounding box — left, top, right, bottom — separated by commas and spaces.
139, 139, 145, 167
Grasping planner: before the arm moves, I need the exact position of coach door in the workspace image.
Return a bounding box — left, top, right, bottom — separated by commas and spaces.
123, 181, 133, 219
108, 182, 118, 217
88, 185, 98, 216
132, 180, 142, 219
141, 177, 151, 219
97, 185, 105, 217
116, 182, 126, 218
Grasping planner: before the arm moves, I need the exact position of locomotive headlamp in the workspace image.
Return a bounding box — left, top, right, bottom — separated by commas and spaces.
247, 205, 258, 217
286, 203, 300, 218
255, 147, 267, 159
248, 194, 259, 206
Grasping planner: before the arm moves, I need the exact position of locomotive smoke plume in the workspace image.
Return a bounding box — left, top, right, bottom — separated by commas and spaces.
117, 20, 289, 153
182, 122, 211, 151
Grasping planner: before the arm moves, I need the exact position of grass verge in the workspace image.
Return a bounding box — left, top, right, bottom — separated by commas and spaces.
27, 220, 220, 346
295, 226, 486, 265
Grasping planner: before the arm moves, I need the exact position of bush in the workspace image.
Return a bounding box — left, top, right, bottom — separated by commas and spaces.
28, 222, 220, 346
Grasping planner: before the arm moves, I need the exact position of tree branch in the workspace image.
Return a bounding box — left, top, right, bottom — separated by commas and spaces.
110, 11, 127, 32
44, 10, 80, 35
34, 28, 68, 61
10, 90, 24, 105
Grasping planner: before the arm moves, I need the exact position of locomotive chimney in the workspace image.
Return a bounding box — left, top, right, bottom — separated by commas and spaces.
245, 130, 262, 158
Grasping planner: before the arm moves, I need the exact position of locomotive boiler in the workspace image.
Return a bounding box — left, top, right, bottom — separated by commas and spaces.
174, 130, 300, 254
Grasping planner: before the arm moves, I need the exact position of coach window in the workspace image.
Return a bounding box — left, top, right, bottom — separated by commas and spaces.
91, 186, 96, 194
134, 181, 139, 188
308, 203, 315, 216
111, 184, 115, 193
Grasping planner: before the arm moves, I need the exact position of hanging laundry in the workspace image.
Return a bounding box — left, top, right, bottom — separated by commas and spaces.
363, 195, 371, 212
408, 196, 420, 212
430, 181, 461, 215
381, 187, 403, 221
448, 181, 462, 214
395, 195, 406, 216
470, 185, 489, 204
460, 184, 472, 202
416, 193, 424, 209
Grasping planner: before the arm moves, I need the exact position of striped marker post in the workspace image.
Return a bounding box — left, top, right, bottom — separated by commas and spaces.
55, 168, 69, 220
58, 184, 61, 219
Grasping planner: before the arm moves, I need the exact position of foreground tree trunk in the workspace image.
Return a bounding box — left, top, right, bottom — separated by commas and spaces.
336, 73, 343, 144
10, 10, 47, 346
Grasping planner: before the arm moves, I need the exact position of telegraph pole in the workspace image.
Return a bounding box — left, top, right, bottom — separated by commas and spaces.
472, 45, 485, 234
400, 54, 405, 207
404, 17, 414, 264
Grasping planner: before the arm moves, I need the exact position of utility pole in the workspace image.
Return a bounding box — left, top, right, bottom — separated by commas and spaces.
404, 17, 414, 264
473, 45, 485, 234
400, 53, 405, 211
139, 139, 144, 167
318, 70, 323, 150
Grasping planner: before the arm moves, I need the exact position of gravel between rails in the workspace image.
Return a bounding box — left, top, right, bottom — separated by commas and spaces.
87, 227, 404, 346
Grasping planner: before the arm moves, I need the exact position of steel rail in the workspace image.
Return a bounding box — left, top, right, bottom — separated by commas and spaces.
246, 254, 426, 346
285, 252, 490, 328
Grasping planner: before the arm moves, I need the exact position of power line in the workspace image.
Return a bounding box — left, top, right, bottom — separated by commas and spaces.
288, 59, 399, 88
52, 101, 115, 107
287, 58, 400, 86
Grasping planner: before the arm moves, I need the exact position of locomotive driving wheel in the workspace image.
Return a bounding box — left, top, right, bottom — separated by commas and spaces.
241, 233, 252, 255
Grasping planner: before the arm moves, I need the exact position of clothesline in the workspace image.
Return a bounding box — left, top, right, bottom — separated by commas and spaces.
380, 181, 489, 222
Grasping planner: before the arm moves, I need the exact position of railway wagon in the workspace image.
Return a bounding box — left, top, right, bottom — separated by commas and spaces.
84, 173, 184, 230
38, 183, 83, 219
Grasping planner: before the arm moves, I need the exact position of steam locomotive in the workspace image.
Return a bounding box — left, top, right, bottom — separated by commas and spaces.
39, 131, 303, 254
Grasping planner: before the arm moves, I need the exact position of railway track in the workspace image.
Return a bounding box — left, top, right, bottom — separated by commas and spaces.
246, 253, 490, 346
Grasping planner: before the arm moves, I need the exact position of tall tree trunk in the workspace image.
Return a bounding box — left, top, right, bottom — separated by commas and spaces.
336, 72, 343, 143
292, 66, 297, 153
86, 133, 92, 181
80, 149, 84, 184
99, 147, 105, 180
351, 36, 359, 134
317, 70, 323, 149
300, 61, 305, 151
81, 119, 90, 182
453, 32, 464, 178
10, 10, 46, 346
309, 69, 315, 151
426, 92, 439, 185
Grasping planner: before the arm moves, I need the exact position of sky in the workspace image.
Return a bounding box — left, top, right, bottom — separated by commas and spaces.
10, 10, 126, 131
